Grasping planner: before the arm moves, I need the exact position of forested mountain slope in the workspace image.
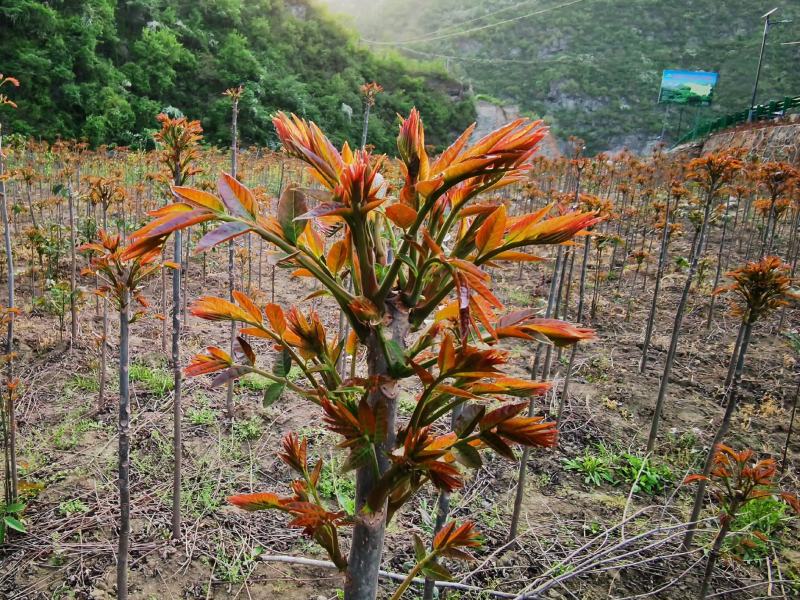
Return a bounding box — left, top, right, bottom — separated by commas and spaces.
324, 0, 800, 152
0, 0, 474, 151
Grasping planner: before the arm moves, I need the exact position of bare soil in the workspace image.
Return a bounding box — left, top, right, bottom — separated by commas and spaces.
1, 223, 798, 600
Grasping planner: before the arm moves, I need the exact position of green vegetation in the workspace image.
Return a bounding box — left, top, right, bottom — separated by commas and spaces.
129, 362, 173, 396
58, 498, 90, 517
564, 445, 673, 493
326, 0, 800, 151
186, 397, 216, 426
52, 417, 105, 451
564, 445, 617, 487
0, 502, 26, 544
232, 416, 262, 442
68, 373, 100, 394
316, 455, 356, 516
727, 496, 791, 563
0, 0, 474, 152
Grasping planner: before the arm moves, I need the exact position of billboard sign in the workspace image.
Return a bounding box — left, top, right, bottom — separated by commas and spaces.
658, 70, 719, 106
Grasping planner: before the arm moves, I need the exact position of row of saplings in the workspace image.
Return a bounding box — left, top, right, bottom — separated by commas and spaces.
95, 116, 800, 598
0, 84, 797, 600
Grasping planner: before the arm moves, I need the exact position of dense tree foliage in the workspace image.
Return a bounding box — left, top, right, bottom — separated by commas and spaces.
0, 0, 475, 152
326, 0, 800, 152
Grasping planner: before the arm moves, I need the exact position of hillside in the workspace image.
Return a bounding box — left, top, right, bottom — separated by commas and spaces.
0, 0, 475, 152
322, 0, 800, 152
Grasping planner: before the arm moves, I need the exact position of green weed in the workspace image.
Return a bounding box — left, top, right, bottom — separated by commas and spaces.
130, 363, 173, 396
727, 497, 791, 563
616, 453, 673, 495
316, 455, 356, 515
564, 450, 616, 487
233, 416, 262, 441
58, 498, 89, 516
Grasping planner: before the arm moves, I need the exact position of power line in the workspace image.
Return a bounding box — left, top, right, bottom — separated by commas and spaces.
413, 0, 543, 38
396, 44, 593, 66
362, 0, 588, 46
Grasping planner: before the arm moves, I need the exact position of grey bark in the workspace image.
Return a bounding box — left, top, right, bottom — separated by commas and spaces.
117, 291, 131, 600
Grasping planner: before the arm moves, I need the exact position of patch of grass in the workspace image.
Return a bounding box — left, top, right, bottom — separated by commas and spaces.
68, 373, 99, 393
564, 448, 616, 487
130, 362, 173, 396
237, 373, 272, 392
213, 543, 263, 583
187, 406, 215, 426
663, 430, 703, 471
238, 366, 303, 393
182, 467, 224, 517
316, 454, 356, 515
397, 392, 416, 416
727, 497, 791, 563
507, 288, 533, 306
58, 498, 89, 516
584, 354, 611, 383
233, 416, 262, 441
564, 445, 673, 495
616, 453, 673, 495
297, 425, 328, 444
187, 395, 216, 426
131, 429, 173, 481
52, 418, 105, 450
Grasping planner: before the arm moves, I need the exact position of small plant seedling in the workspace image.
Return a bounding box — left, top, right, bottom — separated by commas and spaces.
58, 498, 89, 516
0, 502, 26, 544
564, 452, 616, 487
233, 417, 262, 441
129, 363, 174, 396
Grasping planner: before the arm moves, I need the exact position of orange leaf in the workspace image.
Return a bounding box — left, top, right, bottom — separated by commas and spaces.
385, 204, 418, 229
190, 296, 259, 325
232, 291, 262, 326
475, 204, 506, 254
172, 186, 224, 213
326, 239, 348, 275
228, 492, 286, 511
219, 172, 258, 219
490, 251, 544, 262
264, 303, 287, 335
291, 268, 315, 278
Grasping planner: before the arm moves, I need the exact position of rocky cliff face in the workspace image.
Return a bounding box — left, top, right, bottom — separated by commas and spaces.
473, 100, 562, 158
676, 116, 800, 164
700, 117, 800, 164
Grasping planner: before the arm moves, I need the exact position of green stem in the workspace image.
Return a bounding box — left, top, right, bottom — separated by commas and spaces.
389, 553, 435, 600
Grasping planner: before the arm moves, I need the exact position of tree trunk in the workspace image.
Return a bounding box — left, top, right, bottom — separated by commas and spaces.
117, 292, 131, 600
161, 266, 167, 353
422, 406, 462, 600
684, 318, 753, 550
361, 104, 371, 150
1, 130, 18, 502
640, 198, 673, 372
706, 194, 733, 330
509, 249, 564, 542
226, 98, 239, 423
99, 208, 109, 413
345, 302, 407, 600
171, 228, 183, 539
780, 374, 799, 475
559, 234, 592, 425
699, 514, 734, 600
68, 188, 78, 349
25, 184, 38, 230
647, 195, 713, 452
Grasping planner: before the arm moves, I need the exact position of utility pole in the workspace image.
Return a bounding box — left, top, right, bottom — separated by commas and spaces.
748, 8, 791, 122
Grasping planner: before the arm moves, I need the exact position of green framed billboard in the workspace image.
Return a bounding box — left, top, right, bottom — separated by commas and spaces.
658, 70, 719, 106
